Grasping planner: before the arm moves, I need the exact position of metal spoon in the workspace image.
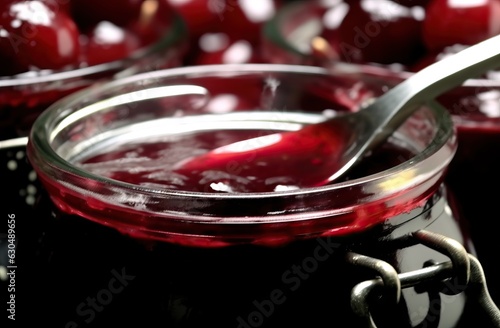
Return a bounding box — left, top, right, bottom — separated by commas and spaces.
175, 34, 500, 192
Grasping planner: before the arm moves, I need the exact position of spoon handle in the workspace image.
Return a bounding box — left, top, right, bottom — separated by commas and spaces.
365, 34, 500, 138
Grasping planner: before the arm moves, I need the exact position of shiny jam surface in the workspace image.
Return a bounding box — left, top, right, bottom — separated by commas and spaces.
76, 123, 413, 193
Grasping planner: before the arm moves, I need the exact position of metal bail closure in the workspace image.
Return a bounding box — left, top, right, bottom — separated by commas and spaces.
348, 230, 500, 328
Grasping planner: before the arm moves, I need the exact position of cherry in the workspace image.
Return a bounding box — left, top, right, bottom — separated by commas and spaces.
218, 0, 282, 44
314, 1, 351, 63
182, 75, 268, 113
332, 0, 426, 66
409, 43, 496, 81
70, 0, 145, 29
80, 21, 141, 66
41, 0, 71, 13
201, 92, 257, 114
0, 50, 25, 75
165, 0, 222, 38
191, 33, 262, 65
0, 16, 25, 75
0, 0, 80, 71
128, 0, 176, 46
391, 0, 430, 7
422, 0, 500, 52
409, 44, 468, 71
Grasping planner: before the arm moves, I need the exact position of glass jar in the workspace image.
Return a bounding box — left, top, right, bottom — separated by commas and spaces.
0, 2, 187, 141
21, 64, 498, 327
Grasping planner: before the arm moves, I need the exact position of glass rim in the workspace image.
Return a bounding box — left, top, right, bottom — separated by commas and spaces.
0, 10, 187, 88
28, 63, 456, 200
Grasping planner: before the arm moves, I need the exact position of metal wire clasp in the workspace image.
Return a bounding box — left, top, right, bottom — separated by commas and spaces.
347, 230, 500, 328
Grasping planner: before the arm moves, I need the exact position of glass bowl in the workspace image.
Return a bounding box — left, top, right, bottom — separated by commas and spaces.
27, 63, 458, 246
0, 2, 187, 141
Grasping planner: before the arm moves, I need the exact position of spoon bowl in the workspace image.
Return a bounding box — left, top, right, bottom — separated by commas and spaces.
175, 34, 500, 190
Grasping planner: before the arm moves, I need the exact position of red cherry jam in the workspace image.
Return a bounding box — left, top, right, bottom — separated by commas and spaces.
27, 64, 456, 248
66, 66, 413, 193
76, 122, 413, 193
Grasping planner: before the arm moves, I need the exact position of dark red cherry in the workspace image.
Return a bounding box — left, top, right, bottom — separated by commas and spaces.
218, 0, 282, 44
81, 21, 141, 66
315, 1, 351, 62
191, 33, 262, 65
70, 0, 145, 29
391, 0, 430, 7
186, 74, 268, 112
128, 0, 176, 45
333, 0, 426, 66
165, 0, 221, 38
409, 43, 494, 80
41, 0, 71, 13
0, 0, 80, 70
0, 49, 25, 75
202, 92, 256, 113
410, 44, 468, 72
422, 0, 500, 52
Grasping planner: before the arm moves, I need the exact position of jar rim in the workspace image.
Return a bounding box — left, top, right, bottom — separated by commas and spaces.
27, 63, 457, 244
28, 63, 455, 197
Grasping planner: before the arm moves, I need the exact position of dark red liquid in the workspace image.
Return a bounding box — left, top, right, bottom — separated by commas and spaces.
77, 126, 414, 193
